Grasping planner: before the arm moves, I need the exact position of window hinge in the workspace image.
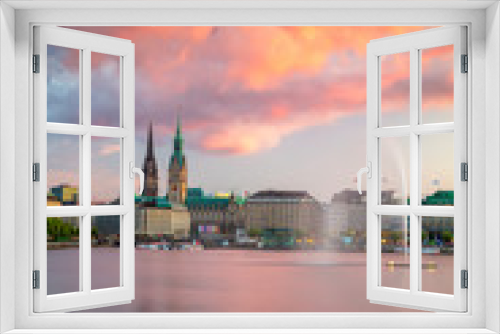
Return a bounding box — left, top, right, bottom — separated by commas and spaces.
461, 54, 468, 73
33, 270, 40, 289
33, 54, 40, 73
33, 163, 40, 182
461, 270, 468, 289
461, 162, 468, 182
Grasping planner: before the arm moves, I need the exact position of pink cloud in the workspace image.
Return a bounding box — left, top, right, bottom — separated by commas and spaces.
99, 144, 121, 156
200, 109, 342, 155
66, 26, 452, 155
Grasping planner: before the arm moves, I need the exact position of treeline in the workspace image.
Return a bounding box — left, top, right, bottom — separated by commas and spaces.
47, 217, 98, 242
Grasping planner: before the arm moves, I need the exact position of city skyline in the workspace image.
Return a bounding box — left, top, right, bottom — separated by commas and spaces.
47, 26, 455, 203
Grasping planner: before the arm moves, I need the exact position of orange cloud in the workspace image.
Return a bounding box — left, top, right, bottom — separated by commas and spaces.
66, 26, 453, 155
200, 110, 342, 155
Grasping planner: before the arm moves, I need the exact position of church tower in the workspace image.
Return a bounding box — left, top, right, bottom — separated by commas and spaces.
168, 115, 187, 205
142, 122, 159, 197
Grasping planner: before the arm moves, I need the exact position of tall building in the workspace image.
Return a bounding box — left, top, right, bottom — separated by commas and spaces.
142, 122, 159, 197
168, 115, 187, 205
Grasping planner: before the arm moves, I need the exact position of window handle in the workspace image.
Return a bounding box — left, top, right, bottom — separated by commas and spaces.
129, 162, 145, 195
357, 162, 372, 195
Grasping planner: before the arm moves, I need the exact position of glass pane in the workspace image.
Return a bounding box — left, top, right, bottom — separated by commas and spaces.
91, 215, 121, 290
47, 216, 80, 295
91, 137, 121, 205
380, 52, 410, 127
92, 52, 121, 127
380, 215, 410, 290
421, 45, 454, 124
47, 45, 80, 124
421, 133, 454, 205
421, 216, 454, 294
380, 136, 410, 205
47, 134, 80, 206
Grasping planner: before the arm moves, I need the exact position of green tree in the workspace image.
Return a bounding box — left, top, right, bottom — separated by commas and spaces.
47, 217, 78, 242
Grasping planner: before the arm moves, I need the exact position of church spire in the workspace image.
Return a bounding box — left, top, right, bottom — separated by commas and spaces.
168, 112, 188, 204
176, 113, 182, 138
171, 113, 184, 169
174, 113, 183, 154
142, 121, 159, 197
147, 121, 154, 158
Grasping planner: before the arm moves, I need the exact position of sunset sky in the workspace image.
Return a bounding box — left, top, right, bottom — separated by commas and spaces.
47, 26, 455, 203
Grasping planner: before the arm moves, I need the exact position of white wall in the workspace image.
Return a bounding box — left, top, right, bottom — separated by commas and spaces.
0, 2, 16, 333
485, 2, 500, 333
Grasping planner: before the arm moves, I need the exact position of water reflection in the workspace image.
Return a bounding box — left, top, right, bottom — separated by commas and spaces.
55, 249, 452, 313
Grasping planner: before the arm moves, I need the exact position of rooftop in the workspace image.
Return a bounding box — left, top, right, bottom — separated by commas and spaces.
248, 190, 315, 200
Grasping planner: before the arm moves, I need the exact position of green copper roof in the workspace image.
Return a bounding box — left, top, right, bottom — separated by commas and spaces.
169, 114, 184, 168
135, 195, 172, 208
135, 188, 246, 209
176, 114, 182, 140
422, 190, 454, 206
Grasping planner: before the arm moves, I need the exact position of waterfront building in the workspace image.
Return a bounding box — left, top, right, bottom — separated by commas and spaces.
135, 204, 191, 240
49, 184, 79, 205
47, 192, 61, 206
330, 190, 399, 251
328, 189, 454, 252
330, 190, 400, 235
186, 188, 246, 243
421, 191, 454, 252
244, 190, 323, 238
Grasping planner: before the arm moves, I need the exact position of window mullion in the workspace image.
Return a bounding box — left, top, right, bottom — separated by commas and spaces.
82, 48, 92, 294
409, 47, 420, 294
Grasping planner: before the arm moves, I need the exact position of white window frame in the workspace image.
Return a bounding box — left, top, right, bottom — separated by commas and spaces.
1, 1, 499, 333
366, 26, 467, 312
33, 26, 136, 313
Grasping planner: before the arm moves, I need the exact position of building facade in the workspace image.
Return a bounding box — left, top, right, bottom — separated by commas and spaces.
244, 190, 324, 238
329, 190, 400, 251
186, 188, 246, 243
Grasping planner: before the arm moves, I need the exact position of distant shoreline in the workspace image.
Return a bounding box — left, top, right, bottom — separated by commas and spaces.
47, 244, 453, 255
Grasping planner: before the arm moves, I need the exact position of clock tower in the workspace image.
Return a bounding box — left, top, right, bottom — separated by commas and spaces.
168, 115, 187, 205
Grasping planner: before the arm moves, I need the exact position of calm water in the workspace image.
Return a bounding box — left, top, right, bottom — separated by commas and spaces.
47, 249, 453, 312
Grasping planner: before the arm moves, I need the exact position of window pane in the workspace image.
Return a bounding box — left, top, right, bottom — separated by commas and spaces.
47, 45, 80, 124
421, 45, 454, 124
47, 216, 80, 295
91, 215, 121, 290
380, 136, 410, 205
47, 133, 80, 206
91, 137, 121, 205
421, 216, 454, 295
421, 133, 454, 205
381, 215, 410, 290
380, 52, 410, 127
92, 52, 121, 127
